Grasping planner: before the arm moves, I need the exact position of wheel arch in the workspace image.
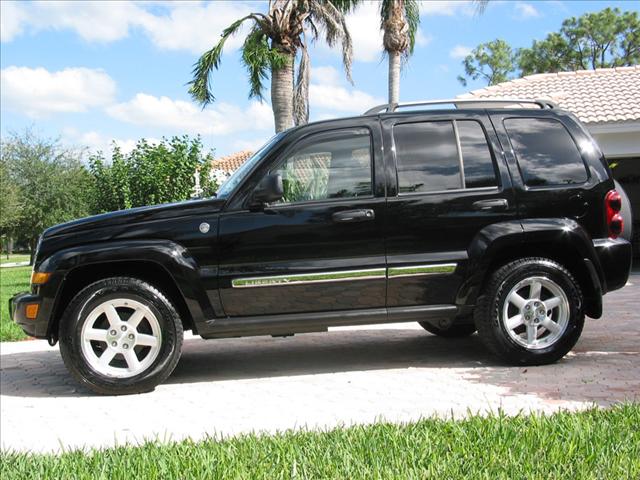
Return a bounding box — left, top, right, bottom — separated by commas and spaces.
43, 240, 214, 341
49, 260, 195, 341
459, 219, 604, 318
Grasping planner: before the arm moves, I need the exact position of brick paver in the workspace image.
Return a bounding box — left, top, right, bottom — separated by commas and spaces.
1, 274, 638, 453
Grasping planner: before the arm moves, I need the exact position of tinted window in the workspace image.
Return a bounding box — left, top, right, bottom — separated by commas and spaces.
271, 130, 372, 204
504, 118, 588, 187
394, 121, 461, 193
458, 120, 498, 189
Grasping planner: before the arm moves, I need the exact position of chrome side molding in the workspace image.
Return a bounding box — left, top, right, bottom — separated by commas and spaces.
231, 268, 387, 288
231, 263, 457, 288
387, 263, 457, 278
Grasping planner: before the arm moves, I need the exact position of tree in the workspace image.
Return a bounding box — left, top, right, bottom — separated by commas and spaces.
189, 0, 357, 133
379, 0, 420, 105
0, 158, 22, 256
519, 8, 639, 75
89, 136, 216, 213
1, 130, 93, 263
457, 39, 517, 87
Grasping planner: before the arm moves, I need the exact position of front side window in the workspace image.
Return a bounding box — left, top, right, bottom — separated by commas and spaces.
504, 117, 588, 187
217, 132, 285, 198
393, 120, 498, 194
271, 129, 372, 204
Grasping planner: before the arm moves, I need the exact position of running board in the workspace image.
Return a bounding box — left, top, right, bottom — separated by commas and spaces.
200, 305, 457, 339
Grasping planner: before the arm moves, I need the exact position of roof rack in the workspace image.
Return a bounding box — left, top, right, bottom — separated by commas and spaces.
363, 98, 559, 115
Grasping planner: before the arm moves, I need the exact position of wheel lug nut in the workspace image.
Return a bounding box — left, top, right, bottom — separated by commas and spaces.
128, 333, 134, 339
123, 344, 129, 349
110, 330, 116, 336
121, 326, 127, 332
111, 341, 117, 347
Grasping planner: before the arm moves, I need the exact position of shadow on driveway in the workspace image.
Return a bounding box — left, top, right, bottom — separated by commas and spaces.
1, 275, 638, 406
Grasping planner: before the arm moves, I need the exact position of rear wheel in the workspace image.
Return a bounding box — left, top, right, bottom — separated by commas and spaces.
59, 277, 183, 395
419, 322, 476, 338
474, 258, 584, 365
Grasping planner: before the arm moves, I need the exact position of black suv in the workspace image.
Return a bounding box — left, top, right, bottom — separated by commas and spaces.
10, 99, 632, 395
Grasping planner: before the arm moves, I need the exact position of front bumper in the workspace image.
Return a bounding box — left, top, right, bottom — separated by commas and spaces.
9, 292, 49, 338
593, 237, 633, 293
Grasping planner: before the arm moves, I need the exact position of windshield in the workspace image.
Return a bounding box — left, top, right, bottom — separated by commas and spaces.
216, 133, 285, 198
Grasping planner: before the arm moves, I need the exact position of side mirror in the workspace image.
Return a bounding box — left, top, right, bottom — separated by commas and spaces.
251, 173, 283, 206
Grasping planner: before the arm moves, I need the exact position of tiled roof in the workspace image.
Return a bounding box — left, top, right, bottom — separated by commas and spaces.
458, 66, 640, 125
211, 150, 254, 173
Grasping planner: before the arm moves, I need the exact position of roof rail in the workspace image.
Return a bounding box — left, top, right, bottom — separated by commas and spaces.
363, 98, 559, 115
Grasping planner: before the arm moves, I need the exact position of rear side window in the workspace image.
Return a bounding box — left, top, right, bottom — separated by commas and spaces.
457, 121, 498, 189
504, 118, 588, 187
393, 120, 497, 194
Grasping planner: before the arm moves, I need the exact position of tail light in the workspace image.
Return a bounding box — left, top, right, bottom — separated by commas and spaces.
605, 190, 623, 239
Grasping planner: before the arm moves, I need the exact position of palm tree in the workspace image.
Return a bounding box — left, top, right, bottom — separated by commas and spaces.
379, 0, 488, 105
379, 0, 420, 105
189, 0, 357, 133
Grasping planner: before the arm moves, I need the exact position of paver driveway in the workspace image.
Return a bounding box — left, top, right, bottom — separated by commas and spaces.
1, 273, 638, 453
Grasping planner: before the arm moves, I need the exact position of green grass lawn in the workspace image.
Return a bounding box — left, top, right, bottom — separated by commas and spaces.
1, 405, 638, 479
0, 266, 30, 341
0, 254, 30, 265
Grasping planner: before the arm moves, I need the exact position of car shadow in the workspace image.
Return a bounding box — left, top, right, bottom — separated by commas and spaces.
2, 321, 638, 406
0, 329, 490, 398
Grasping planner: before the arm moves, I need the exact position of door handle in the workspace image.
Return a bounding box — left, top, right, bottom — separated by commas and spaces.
332, 209, 375, 223
472, 199, 509, 210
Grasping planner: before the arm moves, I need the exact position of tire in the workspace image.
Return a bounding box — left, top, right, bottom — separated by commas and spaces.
474, 258, 584, 365
419, 322, 476, 338
59, 277, 183, 395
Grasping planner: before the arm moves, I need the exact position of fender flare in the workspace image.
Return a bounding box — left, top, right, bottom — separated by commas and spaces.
458, 218, 604, 318
41, 239, 214, 329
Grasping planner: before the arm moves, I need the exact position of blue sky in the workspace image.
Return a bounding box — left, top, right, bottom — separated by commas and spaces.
1, 0, 638, 157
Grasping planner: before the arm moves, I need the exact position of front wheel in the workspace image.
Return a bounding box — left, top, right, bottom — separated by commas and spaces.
59, 277, 183, 395
474, 258, 584, 365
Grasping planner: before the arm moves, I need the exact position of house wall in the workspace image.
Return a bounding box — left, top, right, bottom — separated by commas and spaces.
591, 131, 640, 159
588, 127, 639, 260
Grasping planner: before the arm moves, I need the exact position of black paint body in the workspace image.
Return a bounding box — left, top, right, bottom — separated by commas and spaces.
10, 108, 633, 342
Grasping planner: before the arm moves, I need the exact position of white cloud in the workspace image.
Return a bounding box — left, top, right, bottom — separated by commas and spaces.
107, 93, 273, 136
62, 127, 160, 156
310, 66, 384, 114
449, 45, 472, 59
343, 2, 383, 62
336, 2, 437, 63
415, 31, 433, 48
138, 2, 254, 53
232, 137, 270, 152
0, 2, 27, 42
1, 66, 116, 118
514, 2, 541, 19
1, 1, 256, 53
312, 66, 343, 86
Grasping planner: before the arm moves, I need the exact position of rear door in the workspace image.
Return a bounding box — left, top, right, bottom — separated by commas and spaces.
382, 111, 517, 307
217, 122, 387, 317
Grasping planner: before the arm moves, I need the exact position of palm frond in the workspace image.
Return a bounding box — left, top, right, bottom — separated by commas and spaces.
473, 0, 489, 16
404, 0, 420, 55
308, 1, 354, 83
293, 43, 310, 126
188, 15, 259, 106
241, 27, 279, 101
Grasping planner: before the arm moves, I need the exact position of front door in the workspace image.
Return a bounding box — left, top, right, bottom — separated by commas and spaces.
217, 125, 386, 317
382, 112, 518, 307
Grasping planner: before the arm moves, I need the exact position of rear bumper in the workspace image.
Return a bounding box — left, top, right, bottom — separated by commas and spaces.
9, 292, 49, 338
593, 238, 632, 293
